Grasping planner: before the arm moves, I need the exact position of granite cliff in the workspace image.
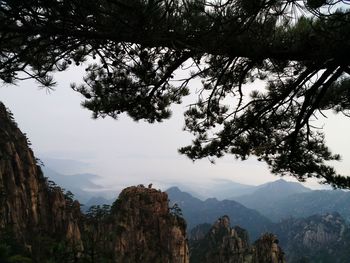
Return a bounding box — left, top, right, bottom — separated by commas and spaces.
109, 186, 189, 263
166, 186, 272, 240
81, 185, 190, 263
252, 233, 285, 263
274, 212, 350, 263
190, 215, 286, 263
0, 103, 190, 262
1, 102, 307, 263
0, 103, 82, 260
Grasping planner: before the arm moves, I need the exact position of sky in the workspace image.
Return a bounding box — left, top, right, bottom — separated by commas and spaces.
0, 66, 349, 192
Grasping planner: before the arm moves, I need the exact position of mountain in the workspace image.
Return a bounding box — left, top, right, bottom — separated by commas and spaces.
233, 179, 350, 222
233, 179, 312, 221
189, 212, 350, 263
234, 179, 311, 204
273, 212, 350, 263
0, 103, 189, 262
42, 166, 117, 203
166, 187, 272, 240
106, 186, 189, 262
175, 179, 257, 200
266, 189, 350, 222
167, 186, 203, 208
6, 100, 350, 262
190, 215, 286, 263
0, 103, 83, 261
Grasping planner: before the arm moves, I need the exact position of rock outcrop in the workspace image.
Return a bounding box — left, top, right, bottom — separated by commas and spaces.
0, 103, 189, 262
274, 212, 350, 263
188, 223, 212, 241
190, 215, 286, 263
109, 186, 189, 263
0, 103, 83, 256
166, 186, 272, 240
252, 233, 285, 263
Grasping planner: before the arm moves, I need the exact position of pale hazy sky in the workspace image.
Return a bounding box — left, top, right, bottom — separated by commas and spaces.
0, 66, 349, 191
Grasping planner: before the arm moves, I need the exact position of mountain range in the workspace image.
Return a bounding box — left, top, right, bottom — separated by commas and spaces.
230, 179, 350, 222
44, 163, 350, 225
166, 186, 272, 240
165, 180, 350, 241
2, 95, 350, 263
42, 166, 117, 204
174, 179, 258, 200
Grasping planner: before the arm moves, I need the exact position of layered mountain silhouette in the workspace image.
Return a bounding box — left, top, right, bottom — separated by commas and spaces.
166, 186, 272, 240
2, 95, 350, 263
174, 179, 257, 200
42, 166, 117, 204
45, 165, 350, 225
230, 179, 350, 222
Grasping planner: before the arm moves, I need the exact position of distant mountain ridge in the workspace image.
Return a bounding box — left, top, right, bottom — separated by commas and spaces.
175, 178, 316, 201
42, 166, 117, 203
265, 189, 350, 222
174, 179, 257, 200
232, 179, 311, 220
246, 179, 311, 195
5, 99, 349, 263
231, 179, 350, 222
42, 162, 350, 224
166, 186, 272, 240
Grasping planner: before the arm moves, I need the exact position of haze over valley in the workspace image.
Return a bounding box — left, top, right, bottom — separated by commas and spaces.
1, 1, 350, 262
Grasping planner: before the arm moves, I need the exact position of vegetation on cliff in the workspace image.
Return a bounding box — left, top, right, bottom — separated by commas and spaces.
0, 102, 83, 262
190, 215, 286, 263
3, 103, 350, 262
274, 213, 350, 263
0, 102, 190, 262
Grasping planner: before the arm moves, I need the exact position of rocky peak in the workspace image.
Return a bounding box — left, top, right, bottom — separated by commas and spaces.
109, 185, 189, 263
190, 215, 286, 263
0, 103, 189, 262
276, 212, 346, 249
274, 212, 350, 263
212, 215, 231, 230
301, 212, 346, 248
252, 233, 286, 263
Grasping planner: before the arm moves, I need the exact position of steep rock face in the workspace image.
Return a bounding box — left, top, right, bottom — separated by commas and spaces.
274, 212, 350, 263
190, 216, 250, 263
300, 213, 345, 248
190, 215, 286, 263
252, 233, 286, 263
0, 103, 189, 262
109, 186, 189, 263
188, 223, 212, 241
0, 103, 82, 251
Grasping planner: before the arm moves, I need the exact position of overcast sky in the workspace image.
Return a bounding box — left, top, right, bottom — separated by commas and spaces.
0, 66, 349, 191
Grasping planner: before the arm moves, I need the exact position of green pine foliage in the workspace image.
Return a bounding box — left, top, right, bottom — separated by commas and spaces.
0, 0, 350, 188
0, 228, 32, 263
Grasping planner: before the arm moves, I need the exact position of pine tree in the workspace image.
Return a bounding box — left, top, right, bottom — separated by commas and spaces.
0, 0, 349, 187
